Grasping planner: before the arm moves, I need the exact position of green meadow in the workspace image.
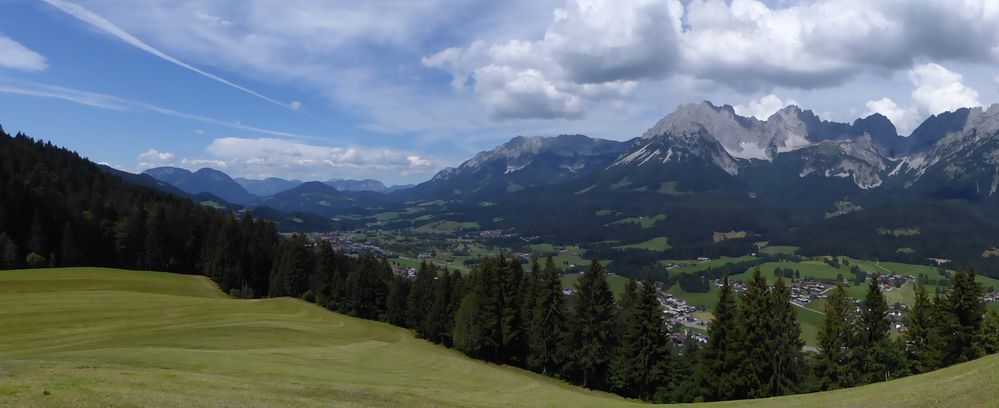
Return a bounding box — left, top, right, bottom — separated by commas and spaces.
0, 268, 996, 408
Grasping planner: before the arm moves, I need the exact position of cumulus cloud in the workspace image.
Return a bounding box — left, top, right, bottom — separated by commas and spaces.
423, 0, 999, 119
0, 34, 47, 72
474, 66, 582, 120
909, 63, 981, 115
137, 148, 176, 169
864, 97, 921, 135
193, 137, 444, 180
733, 94, 799, 120
864, 63, 981, 135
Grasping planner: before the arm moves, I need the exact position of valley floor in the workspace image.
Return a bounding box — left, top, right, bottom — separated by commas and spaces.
1, 268, 996, 407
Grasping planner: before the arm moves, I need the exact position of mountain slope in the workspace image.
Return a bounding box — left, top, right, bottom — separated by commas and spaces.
411, 134, 630, 199
325, 178, 388, 193
235, 177, 303, 196
254, 181, 356, 217
144, 167, 259, 205
1, 267, 996, 408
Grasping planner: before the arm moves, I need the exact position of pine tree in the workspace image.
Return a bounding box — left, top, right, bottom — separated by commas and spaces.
905, 277, 933, 372
312, 241, 336, 307
528, 256, 566, 375
453, 258, 503, 361
498, 257, 528, 365
815, 283, 856, 390
768, 276, 804, 396
611, 276, 672, 401
974, 311, 999, 356
859, 275, 892, 383
569, 259, 617, 389
385, 275, 411, 326
740, 267, 773, 398
860, 276, 890, 347
662, 339, 700, 403
426, 268, 456, 345
697, 273, 743, 401
407, 261, 436, 334
940, 268, 985, 365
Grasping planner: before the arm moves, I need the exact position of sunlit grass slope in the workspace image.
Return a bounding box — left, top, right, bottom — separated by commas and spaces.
1, 268, 996, 407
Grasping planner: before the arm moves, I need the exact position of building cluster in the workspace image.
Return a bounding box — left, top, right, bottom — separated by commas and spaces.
790, 279, 831, 307
302, 232, 394, 257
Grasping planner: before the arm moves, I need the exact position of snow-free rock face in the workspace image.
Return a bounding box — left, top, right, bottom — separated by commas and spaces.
793, 135, 892, 189
615, 126, 741, 176
891, 104, 999, 197
419, 134, 630, 197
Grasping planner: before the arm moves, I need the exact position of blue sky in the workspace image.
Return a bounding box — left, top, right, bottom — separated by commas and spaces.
1, 0, 998, 185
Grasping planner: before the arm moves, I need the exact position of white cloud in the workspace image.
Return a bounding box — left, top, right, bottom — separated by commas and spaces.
137, 148, 176, 169
0, 34, 47, 72
474, 66, 582, 120
909, 63, 981, 115
864, 97, 920, 135
863, 63, 981, 135
195, 137, 445, 179
423, 0, 999, 119
733, 94, 798, 120
289, 100, 302, 110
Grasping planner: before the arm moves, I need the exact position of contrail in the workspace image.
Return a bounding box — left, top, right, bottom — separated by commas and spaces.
42, 0, 296, 110
0, 79, 324, 141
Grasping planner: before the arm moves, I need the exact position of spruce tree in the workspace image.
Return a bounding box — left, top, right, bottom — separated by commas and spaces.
859, 275, 892, 383
498, 257, 528, 365
407, 261, 436, 334
427, 268, 456, 345
974, 311, 999, 356
385, 275, 411, 326
815, 283, 856, 390
611, 276, 672, 401
941, 268, 985, 365
905, 277, 933, 372
860, 276, 890, 347
528, 256, 566, 375
569, 259, 617, 389
697, 273, 743, 401
768, 276, 803, 396
739, 267, 773, 399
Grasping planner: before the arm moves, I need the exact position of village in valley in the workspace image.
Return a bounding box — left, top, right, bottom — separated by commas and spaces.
297, 230, 999, 347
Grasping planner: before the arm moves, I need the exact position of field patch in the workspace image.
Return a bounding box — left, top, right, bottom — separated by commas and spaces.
614, 237, 671, 251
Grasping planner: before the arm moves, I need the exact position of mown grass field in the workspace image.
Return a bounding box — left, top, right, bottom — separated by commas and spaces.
1, 268, 997, 408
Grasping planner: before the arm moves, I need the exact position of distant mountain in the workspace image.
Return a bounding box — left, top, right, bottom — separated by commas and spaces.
143, 167, 259, 205
325, 179, 388, 193
641, 101, 904, 161
412, 134, 630, 199
386, 184, 416, 193
254, 181, 356, 217
235, 177, 303, 196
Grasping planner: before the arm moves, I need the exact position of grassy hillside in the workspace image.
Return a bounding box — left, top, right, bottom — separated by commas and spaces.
1, 268, 997, 408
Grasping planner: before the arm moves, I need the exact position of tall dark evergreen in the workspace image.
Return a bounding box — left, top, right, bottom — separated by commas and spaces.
528, 256, 566, 375
610, 276, 672, 401
768, 276, 804, 396
860, 276, 890, 347
407, 261, 437, 336
906, 277, 933, 372
739, 267, 773, 399
498, 257, 528, 365
939, 268, 985, 365
815, 283, 856, 390
698, 273, 743, 401
568, 259, 618, 389
426, 268, 457, 345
